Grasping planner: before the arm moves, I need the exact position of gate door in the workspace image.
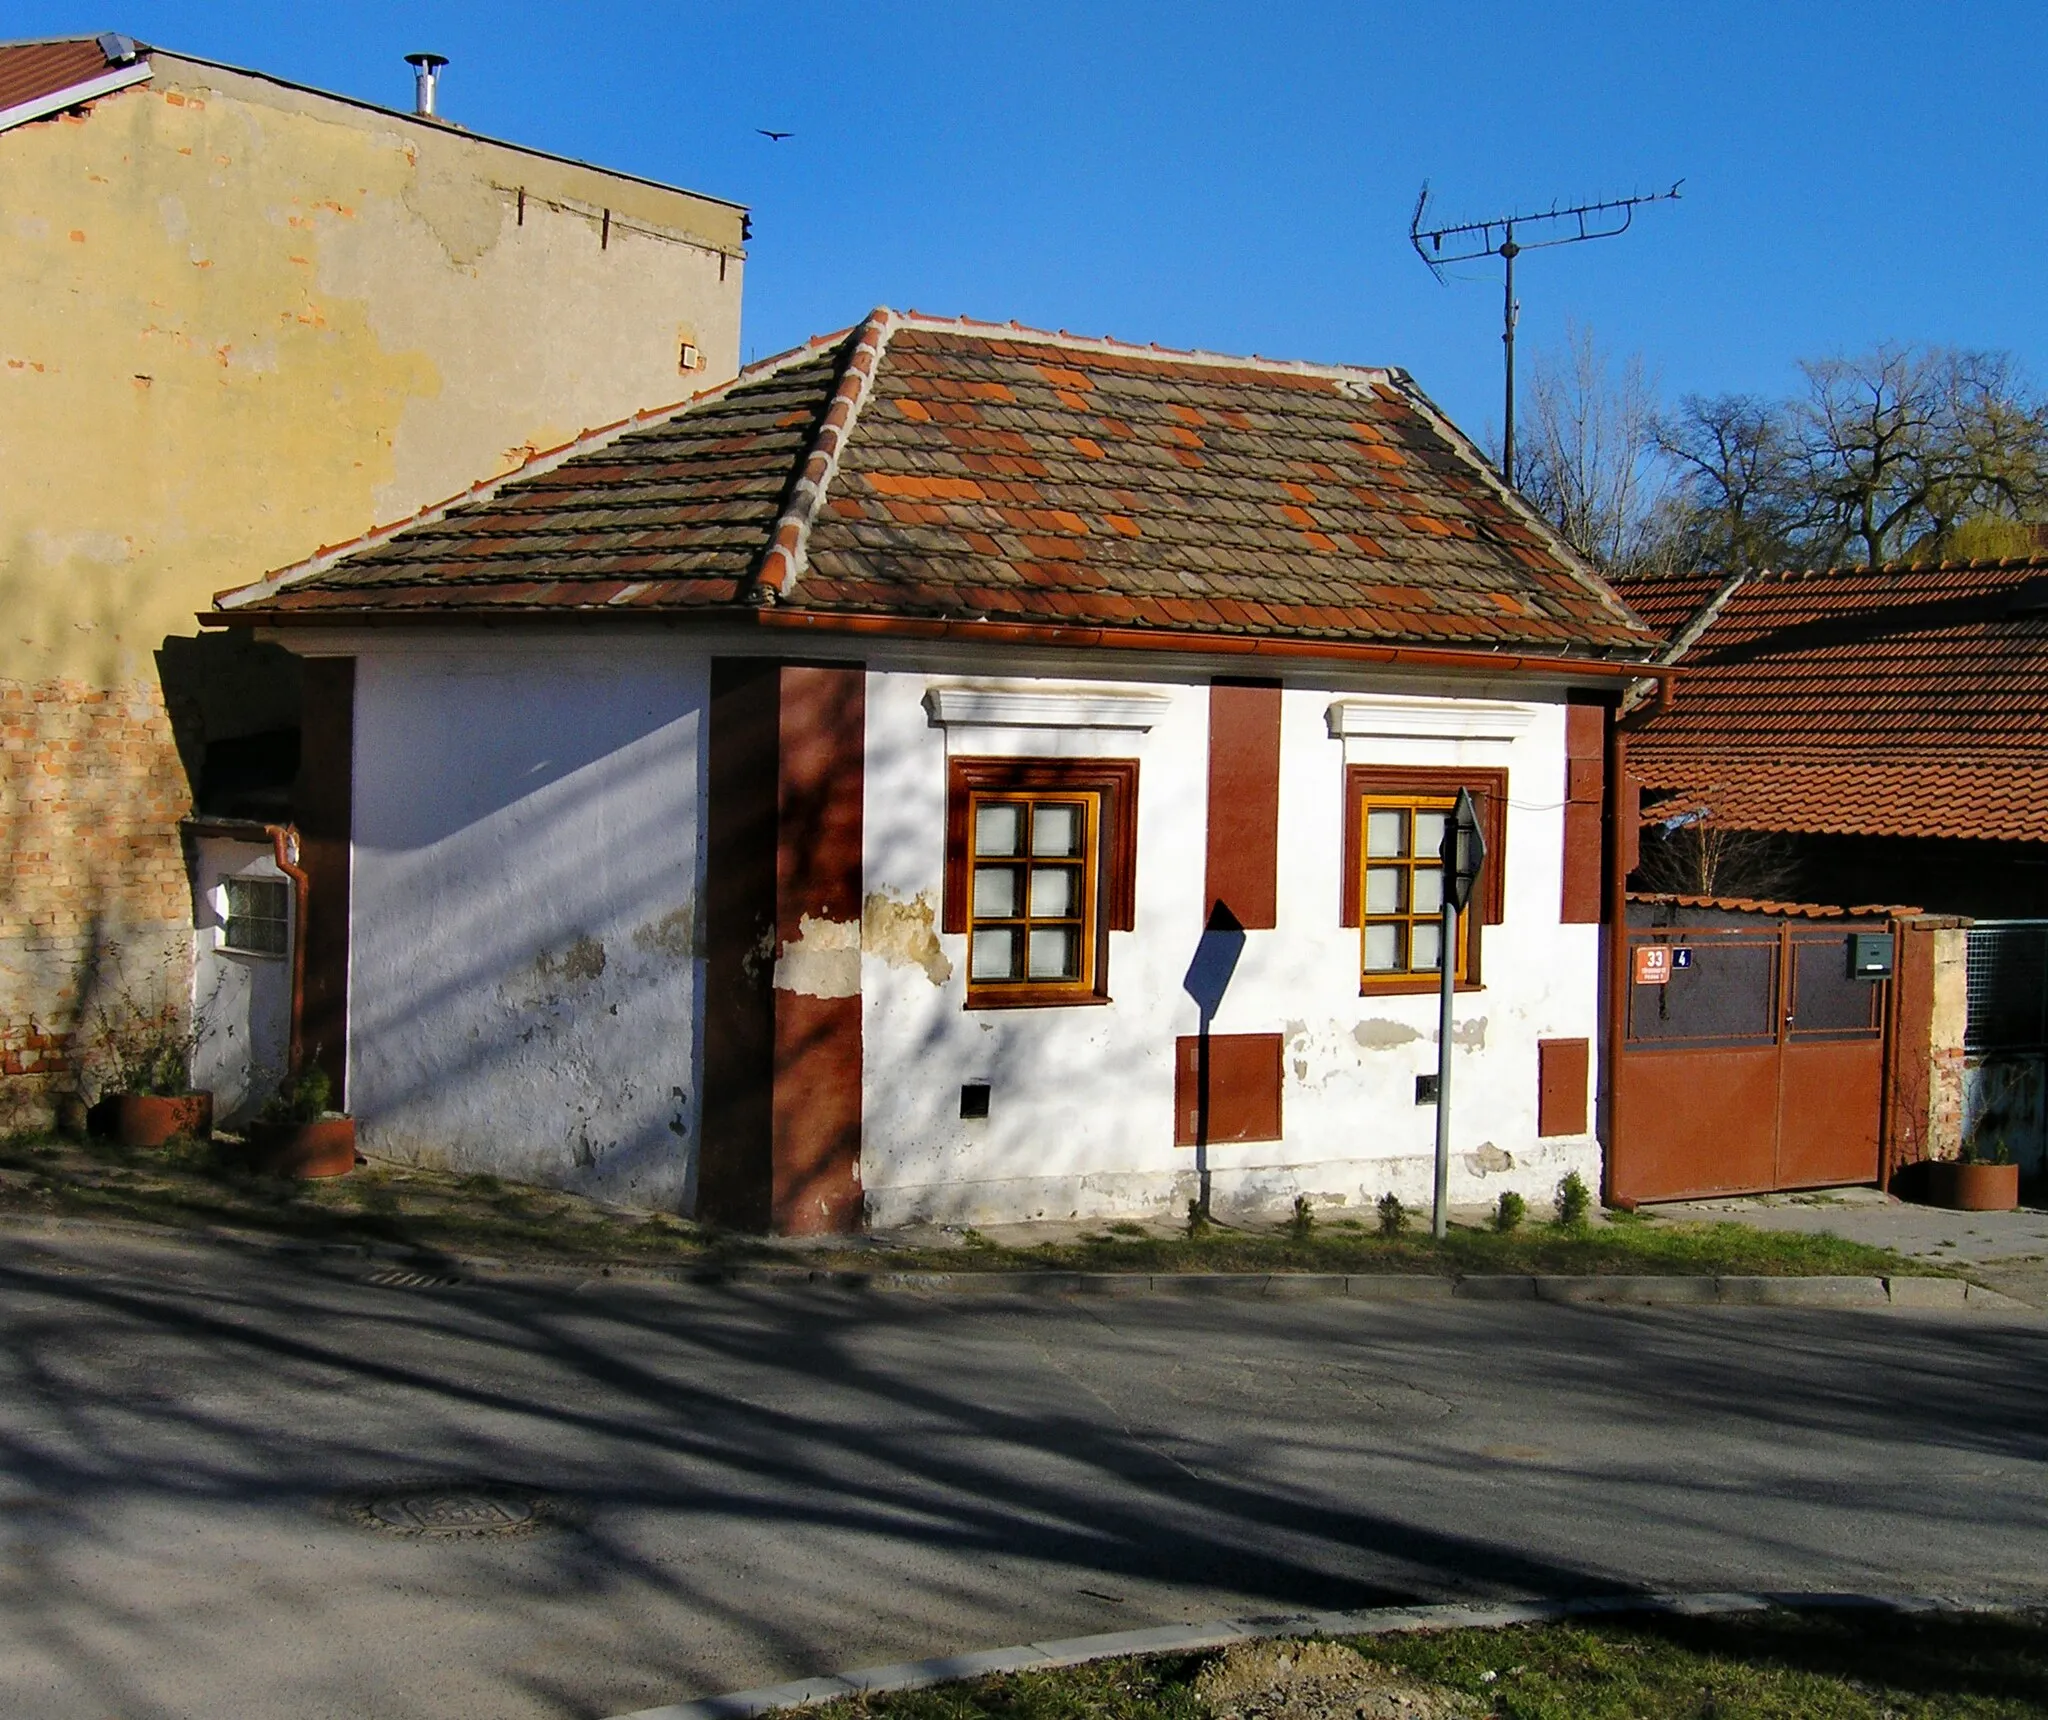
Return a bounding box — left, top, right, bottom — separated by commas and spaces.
1611, 915, 1889, 1204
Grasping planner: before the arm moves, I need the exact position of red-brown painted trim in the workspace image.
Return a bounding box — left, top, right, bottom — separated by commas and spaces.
700, 659, 781, 1230
770, 665, 865, 1235
1598, 727, 1631, 1208
214, 603, 1672, 685
1537, 1037, 1591, 1137
1174, 1032, 1284, 1146
1205, 680, 1281, 930
295, 658, 353, 1108
1561, 699, 1607, 924
1340, 764, 1508, 934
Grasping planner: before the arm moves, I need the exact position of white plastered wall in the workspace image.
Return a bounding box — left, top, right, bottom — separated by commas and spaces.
860, 665, 1601, 1227
346, 642, 708, 1206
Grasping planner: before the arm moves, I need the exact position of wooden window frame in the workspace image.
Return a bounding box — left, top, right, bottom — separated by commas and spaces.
945, 757, 1138, 1009
1342, 765, 1507, 997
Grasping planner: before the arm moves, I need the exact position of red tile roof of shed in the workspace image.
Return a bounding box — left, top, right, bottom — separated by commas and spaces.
1619, 559, 2048, 843
0, 35, 138, 114
219, 310, 1657, 657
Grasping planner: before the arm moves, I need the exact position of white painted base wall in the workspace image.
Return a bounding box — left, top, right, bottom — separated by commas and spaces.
860, 668, 1603, 1229
346, 646, 707, 1208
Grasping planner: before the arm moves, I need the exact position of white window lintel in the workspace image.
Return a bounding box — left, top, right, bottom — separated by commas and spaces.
924, 684, 1169, 731
1325, 695, 1535, 743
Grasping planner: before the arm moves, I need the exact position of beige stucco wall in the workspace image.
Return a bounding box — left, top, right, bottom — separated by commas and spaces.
1, 53, 744, 685
0, 51, 745, 1120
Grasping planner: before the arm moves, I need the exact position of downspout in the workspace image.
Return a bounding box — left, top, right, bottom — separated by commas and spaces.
263, 824, 310, 1081
1600, 717, 1632, 1209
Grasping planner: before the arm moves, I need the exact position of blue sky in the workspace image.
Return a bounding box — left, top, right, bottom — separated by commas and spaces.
13, 2, 2046, 441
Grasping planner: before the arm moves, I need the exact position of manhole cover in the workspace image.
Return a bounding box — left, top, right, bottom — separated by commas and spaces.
333, 1482, 553, 1537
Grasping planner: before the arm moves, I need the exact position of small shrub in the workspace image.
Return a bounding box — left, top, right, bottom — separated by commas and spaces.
1492, 1190, 1526, 1233
1186, 1198, 1211, 1237
1107, 1220, 1148, 1238
1376, 1191, 1406, 1238
1286, 1194, 1314, 1240
260, 1066, 332, 1126
1554, 1170, 1592, 1230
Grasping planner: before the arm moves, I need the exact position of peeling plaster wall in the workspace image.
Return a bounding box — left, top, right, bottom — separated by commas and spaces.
346, 644, 708, 1206
860, 668, 1600, 1227
0, 56, 743, 1119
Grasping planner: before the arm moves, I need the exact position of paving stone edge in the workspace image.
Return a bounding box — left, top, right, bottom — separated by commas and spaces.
0, 1212, 2023, 1308
606, 1589, 2028, 1720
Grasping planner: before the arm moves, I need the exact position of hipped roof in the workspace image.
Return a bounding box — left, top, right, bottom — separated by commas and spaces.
217, 310, 1657, 661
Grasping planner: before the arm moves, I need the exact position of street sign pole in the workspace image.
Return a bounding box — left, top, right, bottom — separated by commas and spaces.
1433, 891, 1457, 1239
1433, 789, 1488, 1241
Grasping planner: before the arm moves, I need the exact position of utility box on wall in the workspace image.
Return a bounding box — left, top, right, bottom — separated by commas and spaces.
1175, 1033, 1284, 1146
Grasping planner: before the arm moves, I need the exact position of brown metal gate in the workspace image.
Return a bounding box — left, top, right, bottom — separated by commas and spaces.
1610, 908, 1890, 1205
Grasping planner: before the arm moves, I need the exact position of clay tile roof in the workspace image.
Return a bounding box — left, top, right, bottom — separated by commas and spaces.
220, 310, 1659, 658
0, 36, 144, 119
1618, 559, 2048, 843
1627, 892, 1912, 920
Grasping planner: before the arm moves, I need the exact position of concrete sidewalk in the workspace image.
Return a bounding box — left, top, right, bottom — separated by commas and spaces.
1643, 1185, 2048, 1307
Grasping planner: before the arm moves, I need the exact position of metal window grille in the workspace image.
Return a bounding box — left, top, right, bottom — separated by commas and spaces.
222, 877, 290, 956
1965, 921, 2048, 1053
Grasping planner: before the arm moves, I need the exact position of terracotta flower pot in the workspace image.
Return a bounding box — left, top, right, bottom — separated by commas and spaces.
245, 1115, 357, 1180
1923, 1160, 2021, 1212
104, 1091, 213, 1149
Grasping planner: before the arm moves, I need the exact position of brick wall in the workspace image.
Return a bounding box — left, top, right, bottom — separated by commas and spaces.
0, 675, 195, 1125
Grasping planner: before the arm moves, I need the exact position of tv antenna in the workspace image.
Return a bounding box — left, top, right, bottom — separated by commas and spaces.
1409, 181, 1681, 486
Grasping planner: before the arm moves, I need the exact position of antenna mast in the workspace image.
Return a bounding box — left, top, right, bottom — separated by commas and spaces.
1409, 181, 1680, 486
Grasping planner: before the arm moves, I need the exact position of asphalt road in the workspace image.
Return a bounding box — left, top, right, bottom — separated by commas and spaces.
2, 1226, 2045, 1720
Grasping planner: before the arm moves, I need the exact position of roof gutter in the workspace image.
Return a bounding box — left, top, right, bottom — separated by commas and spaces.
0, 58, 153, 135
205, 601, 1673, 684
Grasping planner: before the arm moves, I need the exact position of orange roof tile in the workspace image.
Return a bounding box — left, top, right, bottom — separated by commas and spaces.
219, 310, 1658, 657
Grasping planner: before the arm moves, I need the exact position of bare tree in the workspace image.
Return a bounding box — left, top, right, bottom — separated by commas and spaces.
1513, 323, 1672, 574
1652, 393, 1807, 573
1633, 820, 1800, 901
1794, 345, 2048, 567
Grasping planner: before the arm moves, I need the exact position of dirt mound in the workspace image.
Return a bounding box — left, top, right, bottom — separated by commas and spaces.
1194, 1639, 1480, 1720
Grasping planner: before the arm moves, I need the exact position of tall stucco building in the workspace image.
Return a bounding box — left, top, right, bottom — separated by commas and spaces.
0, 33, 746, 1122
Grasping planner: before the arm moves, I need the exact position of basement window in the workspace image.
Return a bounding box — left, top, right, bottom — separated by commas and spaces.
221, 877, 290, 957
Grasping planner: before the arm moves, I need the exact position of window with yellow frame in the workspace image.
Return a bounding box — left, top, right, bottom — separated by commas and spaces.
965, 790, 1101, 998
1358, 793, 1472, 985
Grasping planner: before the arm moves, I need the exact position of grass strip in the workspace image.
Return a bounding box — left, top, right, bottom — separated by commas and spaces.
799, 1609, 2048, 1720
0, 1132, 1935, 1281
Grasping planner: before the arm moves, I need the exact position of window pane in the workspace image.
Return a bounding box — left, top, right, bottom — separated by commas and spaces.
1027, 926, 1080, 980
970, 927, 1019, 980
1031, 803, 1082, 857
223, 878, 289, 954
1414, 809, 1450, 861
1366, 808, 1407, 858
1027, 866, 1077, 918
1412, 919, 1443, 972
1363, 922, 1403, 972
1412, 866, 1444, 916
972, 866, 1018, 918
1364, 866, 1405, 915
974, 802, 1022, 856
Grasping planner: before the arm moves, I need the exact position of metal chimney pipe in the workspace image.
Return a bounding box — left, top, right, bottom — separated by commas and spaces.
404, 53, 448, 118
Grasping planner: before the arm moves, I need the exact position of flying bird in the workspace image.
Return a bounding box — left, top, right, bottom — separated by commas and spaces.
756, 129, 793, 142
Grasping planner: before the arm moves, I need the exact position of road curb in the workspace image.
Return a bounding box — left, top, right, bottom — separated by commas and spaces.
606, 1588, 2020, 1720
0, 1212, 2025, 1309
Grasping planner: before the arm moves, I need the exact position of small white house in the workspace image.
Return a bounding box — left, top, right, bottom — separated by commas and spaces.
213, 311, 1658, 1233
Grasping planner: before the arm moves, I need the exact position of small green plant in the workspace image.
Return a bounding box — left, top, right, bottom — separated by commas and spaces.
261, 1065, 332, 1125
87, 968, 194, 1098
1107, 1220, 1148, 1238
1186, 1198, 1211, 1237
1376, 1191, 1405, 1238
1492, 1190, 1526, 1233
1286, 1194, 1315, 1240
1554, 1169, 1592, 1230
1963, 1135, 2014, 1167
